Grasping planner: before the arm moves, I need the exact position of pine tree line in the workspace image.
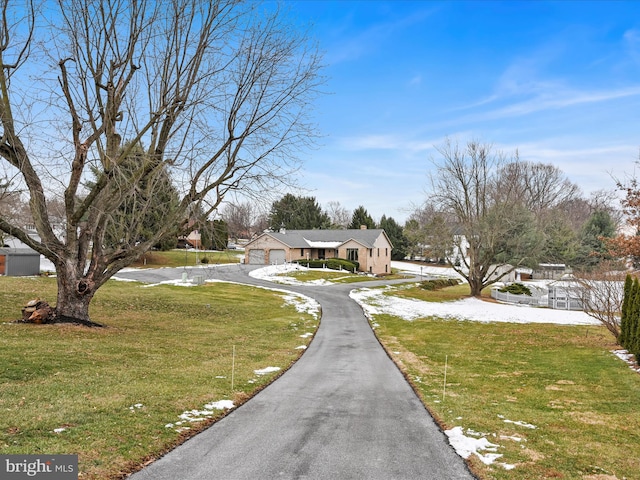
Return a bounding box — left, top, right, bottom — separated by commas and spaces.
620, 274, 640, 359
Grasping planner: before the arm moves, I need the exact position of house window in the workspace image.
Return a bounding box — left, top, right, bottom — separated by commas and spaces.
369, 249, 372, 257
347, 248, 358, 262
318, 248, 326, 259
300, 248, 304, 256
377, 248, 379, 257
385, 248, 388, 256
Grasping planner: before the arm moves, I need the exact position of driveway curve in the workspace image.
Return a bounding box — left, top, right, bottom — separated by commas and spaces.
122, 264, 475, 479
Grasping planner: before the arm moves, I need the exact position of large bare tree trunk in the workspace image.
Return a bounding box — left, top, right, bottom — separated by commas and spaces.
55, 276, 96, 325
53, 262, 102, 326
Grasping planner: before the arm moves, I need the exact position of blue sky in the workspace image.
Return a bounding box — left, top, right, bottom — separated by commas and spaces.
287, 0, 640, 223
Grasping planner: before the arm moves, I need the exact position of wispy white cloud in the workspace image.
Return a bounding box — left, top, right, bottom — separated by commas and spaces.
326, 7, 435, 64
458, 84, 640, 123
497, 140, 638, 193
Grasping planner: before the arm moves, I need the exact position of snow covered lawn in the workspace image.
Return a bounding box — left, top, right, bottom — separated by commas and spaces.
349, 287, 600, 325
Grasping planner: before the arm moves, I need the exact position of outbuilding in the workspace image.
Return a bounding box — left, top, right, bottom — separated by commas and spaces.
0, 248, 41, 276
547, 276, 584, 311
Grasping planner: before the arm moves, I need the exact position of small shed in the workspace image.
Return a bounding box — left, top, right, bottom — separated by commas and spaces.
0, 248, 41, 276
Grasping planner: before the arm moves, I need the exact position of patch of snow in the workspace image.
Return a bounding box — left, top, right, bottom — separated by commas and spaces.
303, 239, 341, 249
281, 292, 321, 319
445, 426, 503, 465
166, 399, 234, 430
391, 261, 466, 281
204, 400, 235, 410
445, 426, 518, 471
254, 366, 281, 376
613, 349, 640, 372
498, 415, 537, 429
299, 332, 313, 338
249, 263, 331, 286
53, 428, 67, 433
350, 287, 600, 326
295, 345, 307, 350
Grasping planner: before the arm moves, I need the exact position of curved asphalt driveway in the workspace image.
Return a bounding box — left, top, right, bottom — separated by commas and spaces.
122, 264, 475, 479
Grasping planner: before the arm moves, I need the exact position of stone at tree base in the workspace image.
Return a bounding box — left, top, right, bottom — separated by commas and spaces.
29, 306, 54, 324
21, 299, 53, 323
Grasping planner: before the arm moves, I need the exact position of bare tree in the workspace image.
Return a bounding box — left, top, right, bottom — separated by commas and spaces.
0, 0, 323, 324
428, 139, 543, 296
221, 200, 268, 240
325, 200, 350, 229
498, 160, 581, 215
575, 261, 626, 339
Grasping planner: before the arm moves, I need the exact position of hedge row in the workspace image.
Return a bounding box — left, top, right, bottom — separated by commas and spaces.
293, 258, 359, 272
418, 278, 460, 290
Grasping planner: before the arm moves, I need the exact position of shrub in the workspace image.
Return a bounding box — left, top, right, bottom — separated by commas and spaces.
418, 278, 460, 290
200, 256, 210, 264
293, 258, 359, 272
498, 282, 532, 296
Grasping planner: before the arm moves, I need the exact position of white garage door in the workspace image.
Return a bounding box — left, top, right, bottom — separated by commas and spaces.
248, 249, 266, 264
269, 249, 286, 265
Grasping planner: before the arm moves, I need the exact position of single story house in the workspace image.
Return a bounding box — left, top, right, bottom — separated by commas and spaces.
244, 227, 394, 275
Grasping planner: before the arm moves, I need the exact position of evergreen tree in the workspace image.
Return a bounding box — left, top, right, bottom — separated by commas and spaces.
633, 311, 640, 358
268, 194, 331, 230
349, 206, 376, 230
620, 274, 633, 347
540, 212, 579, 265
573, 210, 616, 269
199, 219, 229, 250
379, 215, 408, 260
87, 142, 181, 251
628, 278, 640, 352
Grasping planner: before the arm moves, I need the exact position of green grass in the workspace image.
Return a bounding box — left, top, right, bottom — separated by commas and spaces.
371, 285, 640, 479
131, 249, 242, 268
279, 269, 411, 284
0, 276, 317, 479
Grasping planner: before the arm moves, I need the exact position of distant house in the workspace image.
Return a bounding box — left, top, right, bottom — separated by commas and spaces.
244, 227, 394, 275
0, 248, 40, 276
533, 263, 570, 280
178, 230, 202, 249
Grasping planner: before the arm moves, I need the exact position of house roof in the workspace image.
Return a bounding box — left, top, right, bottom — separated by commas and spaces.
254, 229, 393, 249
0, 248, 40, 256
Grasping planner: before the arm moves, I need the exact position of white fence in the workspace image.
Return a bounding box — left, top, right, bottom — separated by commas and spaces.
490, 290, 546, 307
491, 288, 584, 311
